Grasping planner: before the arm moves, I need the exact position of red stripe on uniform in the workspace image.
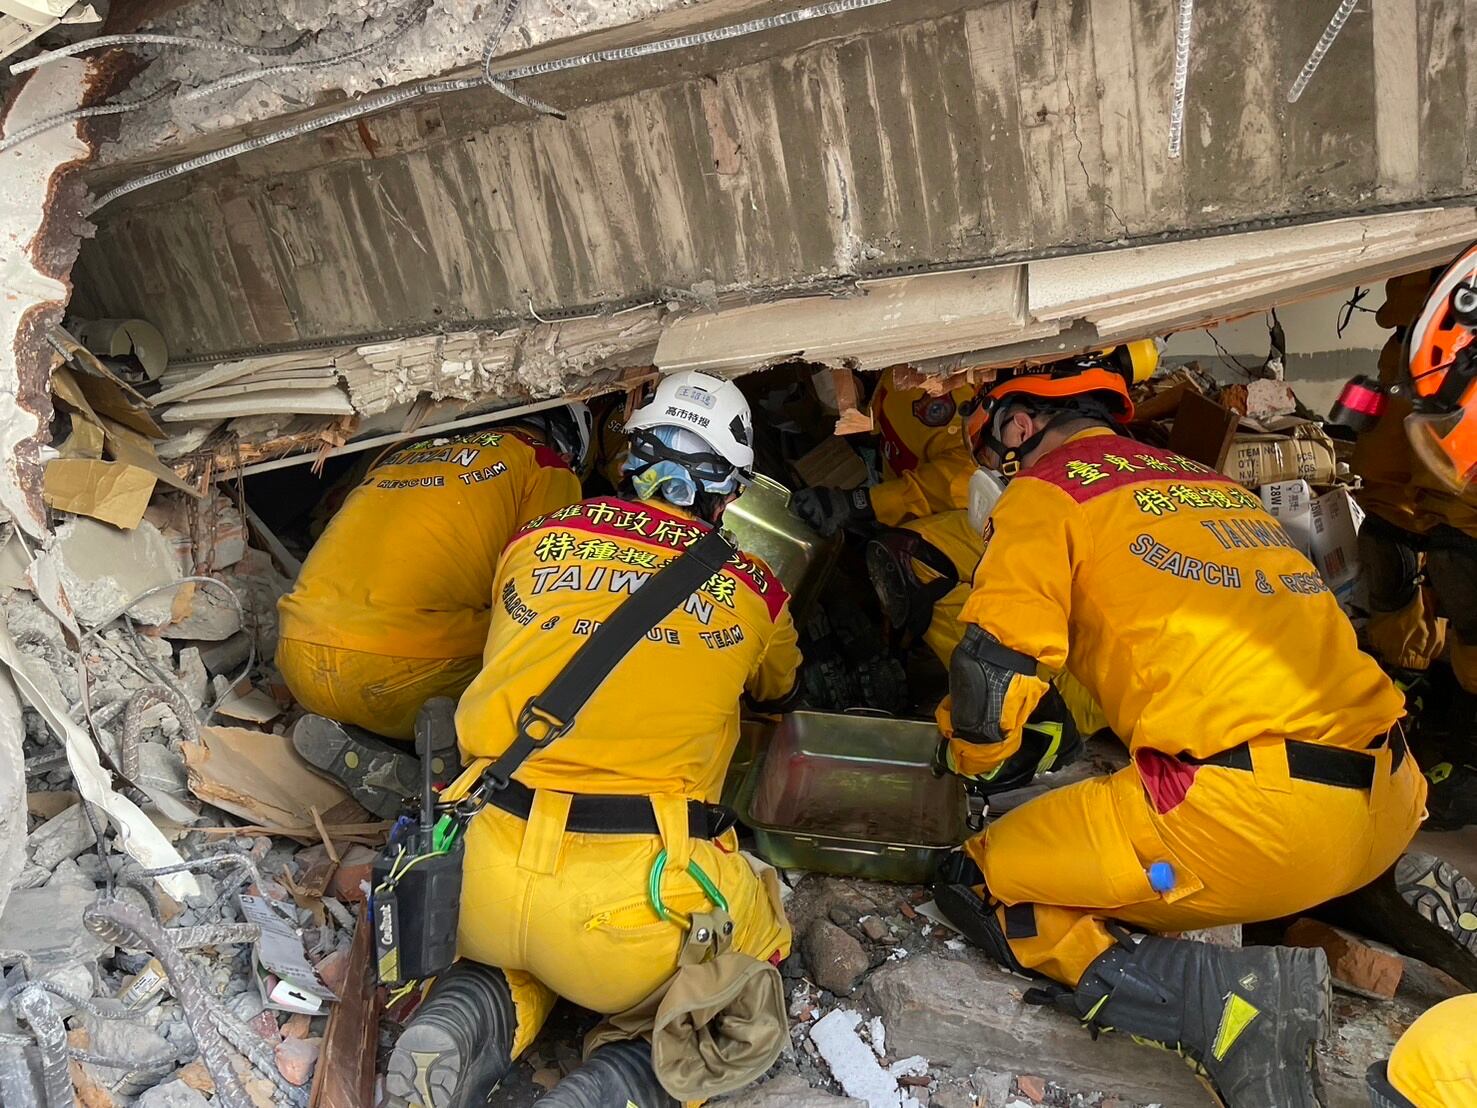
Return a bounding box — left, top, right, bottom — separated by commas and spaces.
516, 497, 791, 621
505, 428, 571, 471
1023, 434, 1233, 503
876, 403, 920, 474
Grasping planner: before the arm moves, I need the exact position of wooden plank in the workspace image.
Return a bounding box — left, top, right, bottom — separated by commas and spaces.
1053, 0, 1116, 241
307, 900, 379, 1108
214, 185, 301, 346
929, 13, 986, 254
1280, 0, 1377, 200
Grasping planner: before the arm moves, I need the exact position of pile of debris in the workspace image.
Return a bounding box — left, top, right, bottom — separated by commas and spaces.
0, 328, 387, 1104
461, 870, 1467, 1108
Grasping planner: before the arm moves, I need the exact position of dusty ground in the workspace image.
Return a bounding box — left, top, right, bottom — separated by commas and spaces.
451, 860, 1474, 1108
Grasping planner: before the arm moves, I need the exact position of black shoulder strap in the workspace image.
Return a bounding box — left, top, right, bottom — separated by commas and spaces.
483, 525, 736, 790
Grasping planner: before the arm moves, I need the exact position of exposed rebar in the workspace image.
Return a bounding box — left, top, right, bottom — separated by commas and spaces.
82, 897, 256, 1108
0, 84, 176, 156
10, 31, 311, 74
11, 988, 69, 1108
1287, 0, 1361, 103
177, 0, 434, 104
86, 0, 896, 213
1168, 0, 1194, 158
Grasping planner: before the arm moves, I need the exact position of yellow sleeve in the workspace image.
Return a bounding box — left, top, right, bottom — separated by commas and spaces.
869, 441, 975, 526
959, 477, 1082, 669
940, 478, 1083, 777
748, 602, 802, 703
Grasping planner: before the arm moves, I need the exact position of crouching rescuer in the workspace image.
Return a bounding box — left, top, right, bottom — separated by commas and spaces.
383, 370, 801, 1107
277, 407, 589, 815
932, 352, 1432, 1107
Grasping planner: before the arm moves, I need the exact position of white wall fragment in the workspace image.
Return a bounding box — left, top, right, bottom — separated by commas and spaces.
809, 1008, 902, 1108
0, 619, 199, 899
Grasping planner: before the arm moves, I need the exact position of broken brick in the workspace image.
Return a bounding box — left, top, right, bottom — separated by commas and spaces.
1016, 1074, 1046, 1102
274, 1035, 321, 1086
1283, 918, 1403, 999
315, 947, 350, 996
329, 844, 378, 902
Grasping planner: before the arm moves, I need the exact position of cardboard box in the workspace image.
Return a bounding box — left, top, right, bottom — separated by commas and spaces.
1223, 424, 1337, 487
1259, 479, 1315, 558
1309, 486, 1365, 596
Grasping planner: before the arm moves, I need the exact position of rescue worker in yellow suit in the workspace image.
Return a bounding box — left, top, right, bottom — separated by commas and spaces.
277, 407, 588, 816
383, 371, 800, 1108
864, 509, 1105, 750
930, 352, 1436, 1108
1367, 992, 1477, 1108
1351, 270, 1477, 829
792, 365, 976, 534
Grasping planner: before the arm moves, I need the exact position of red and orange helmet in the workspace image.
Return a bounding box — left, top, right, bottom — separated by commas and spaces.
964, 342, 1154, 475
1405, 242, 1477, 492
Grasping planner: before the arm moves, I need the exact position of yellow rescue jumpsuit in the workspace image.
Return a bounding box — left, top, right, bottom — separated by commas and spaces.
1386, 993, 1477, 1107
1354, 332, 1477, 692
899, 510, 1109, 736
451, 495, 801, 1049
941, 429, 1425, 986
276, 430, 581, 740
869, 368, 977, 526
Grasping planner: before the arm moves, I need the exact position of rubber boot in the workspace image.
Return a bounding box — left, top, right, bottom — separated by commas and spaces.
1073, 936, 1331, 1108
1311, 852, 1477, 989
291, 698, 458, 818
533, 1040, 677, 1108
383, 961, 517, 1108
1423, 760, 1477, 830
932, 853, 1030, 975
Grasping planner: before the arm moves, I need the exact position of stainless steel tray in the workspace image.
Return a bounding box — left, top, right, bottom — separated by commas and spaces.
725, 474, 840, 623
734, 711, 969, 884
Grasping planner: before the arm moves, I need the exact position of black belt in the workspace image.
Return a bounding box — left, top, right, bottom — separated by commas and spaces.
487, 779, 738, 839
1182, 728, 1406, 790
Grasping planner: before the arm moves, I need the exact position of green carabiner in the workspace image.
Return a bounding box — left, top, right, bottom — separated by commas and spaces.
647, 848, 729, 924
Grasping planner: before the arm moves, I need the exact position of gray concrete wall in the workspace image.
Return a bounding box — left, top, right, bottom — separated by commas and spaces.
69, 0, 1477, 362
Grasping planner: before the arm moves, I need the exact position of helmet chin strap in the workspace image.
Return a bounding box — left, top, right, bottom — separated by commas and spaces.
984, 408, 1082, 476
983, 395, 1122, 475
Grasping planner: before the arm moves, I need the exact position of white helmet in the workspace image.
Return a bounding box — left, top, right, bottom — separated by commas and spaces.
625, 370, 754, 479
517, 402, 594, 475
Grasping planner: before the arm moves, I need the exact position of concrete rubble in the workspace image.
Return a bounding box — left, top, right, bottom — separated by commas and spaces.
4, 27, 1475, 1102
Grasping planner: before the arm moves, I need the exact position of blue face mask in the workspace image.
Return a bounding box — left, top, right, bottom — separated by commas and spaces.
631, 461, 700, 507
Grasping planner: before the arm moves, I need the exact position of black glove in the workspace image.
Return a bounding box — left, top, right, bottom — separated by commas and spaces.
791, 486, 873, 536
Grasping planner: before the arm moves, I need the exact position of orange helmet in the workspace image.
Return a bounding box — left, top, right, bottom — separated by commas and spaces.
964, 349, 1140, 476
1405, 242, 1477, 492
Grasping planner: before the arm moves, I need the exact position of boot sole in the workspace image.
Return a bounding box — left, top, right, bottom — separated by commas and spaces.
384, 1023, 465, 1108
1200, 946, 1332, 1108
291, 721, 416, 819
1393, 852, 1477, 988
